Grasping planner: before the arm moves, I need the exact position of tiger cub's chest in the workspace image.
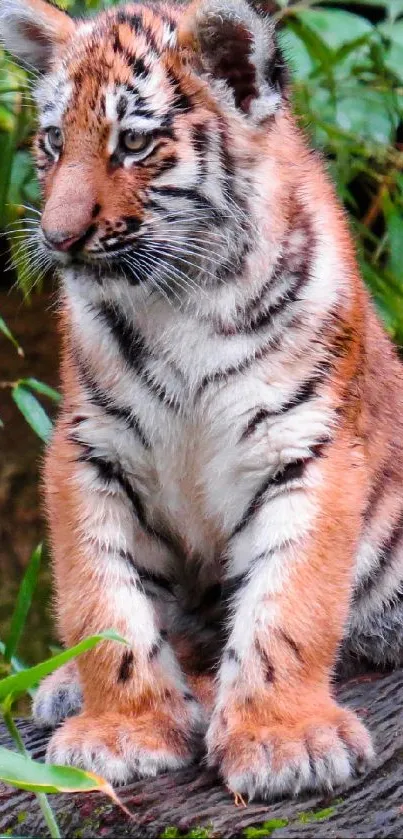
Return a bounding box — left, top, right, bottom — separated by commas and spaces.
120, 367, 318, 560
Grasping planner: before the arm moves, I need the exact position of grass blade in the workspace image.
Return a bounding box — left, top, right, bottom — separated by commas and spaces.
12, 384, 53, 443
4, 544, 42, 663
0, 316, 24, 357
20, 378, 61, 404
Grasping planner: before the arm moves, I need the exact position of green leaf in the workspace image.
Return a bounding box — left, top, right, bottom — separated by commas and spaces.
379, 21, 403, 81
0, 746, 133, 817
4, 545, 42, 663
335, 89, 397, 144
386, 208, 403, 280
0, 641, 33, 698
298, 806, 337, 823
0, 630, 128, 701
0, 745, 107, 794
297, 9, 372, 51
12, 384, 53, 443
243, 820, 289, 838
20, 378, 61, 404
0, 316, 23, 357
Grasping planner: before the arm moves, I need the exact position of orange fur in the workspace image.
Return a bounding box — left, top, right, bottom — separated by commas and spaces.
4, 0, 402, 797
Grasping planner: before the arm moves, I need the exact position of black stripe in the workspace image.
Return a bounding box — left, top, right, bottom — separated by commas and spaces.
75, 445, 184, 561
279, 374, 322, 414
192, 124, 209, 183
231, 472, 285, 538
228, 206, 315, 335
155, 154, 178, 177
255, 640, 275, 683
197, 253, 315, 397
151, 186, 225, 222
217, 119, 237, 203
221, 572, 248, 598
243, 267, 310, 334
115, 10, 158, 53
277, 629, 303, 662
74, 354, 151, 450
241, 408, 272, 440
196, 337, 272, 397
225, 647, 240, 664
231, 449, 326, 538
215, 240, 252, 286
355, 512, 403, 599
118, 650, 134, 682
112, 23, 154, 74
117, 94, 128, 119
97, 303, 180, 410
364, 460, 395, 523
76, 446, 152, 533
118, 550, 174, 595
241, 368, 331, 440
270, 458, 307, 486
131, 57, 149, 79
266, 43, 288, 93
165, 66, 192, 113
148, 637, 163, 660
222, 554, 267, 600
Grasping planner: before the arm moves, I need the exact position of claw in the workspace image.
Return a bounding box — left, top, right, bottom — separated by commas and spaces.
232, 790, 247, 808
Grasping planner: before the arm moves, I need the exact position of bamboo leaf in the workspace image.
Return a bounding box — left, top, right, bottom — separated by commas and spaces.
20, 378, 61, 404
0, 747, 132, 818
0, 631, 128, 701
0, 316, 23, 357
4, 545, 42, 663
12, 384, 53, 443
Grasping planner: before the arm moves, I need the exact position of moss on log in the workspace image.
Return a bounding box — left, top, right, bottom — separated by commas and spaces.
1, 669, 403, 838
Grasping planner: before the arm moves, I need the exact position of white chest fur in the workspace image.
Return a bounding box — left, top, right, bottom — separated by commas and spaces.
68, 279, 334, 567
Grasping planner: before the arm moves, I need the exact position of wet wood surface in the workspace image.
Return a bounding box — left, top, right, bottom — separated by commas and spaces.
1, 668, 403, 837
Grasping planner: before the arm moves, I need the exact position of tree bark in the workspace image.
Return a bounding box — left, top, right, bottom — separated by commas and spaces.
1, 669, 403, 838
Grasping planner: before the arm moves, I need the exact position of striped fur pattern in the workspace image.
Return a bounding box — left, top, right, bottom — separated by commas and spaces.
2, 0, 403, 800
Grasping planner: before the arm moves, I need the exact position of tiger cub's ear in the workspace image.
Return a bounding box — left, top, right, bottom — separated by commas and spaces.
0, 0, 75, 73
178, 0, 287, 122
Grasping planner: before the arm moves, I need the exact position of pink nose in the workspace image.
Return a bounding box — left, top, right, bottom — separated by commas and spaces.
42, 226, 92, 253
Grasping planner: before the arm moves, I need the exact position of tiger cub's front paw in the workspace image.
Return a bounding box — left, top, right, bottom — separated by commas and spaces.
46, 703, 204, 785
207, 700, 374, 801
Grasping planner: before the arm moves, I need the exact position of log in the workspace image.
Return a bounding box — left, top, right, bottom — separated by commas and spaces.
1, 669, 403, 838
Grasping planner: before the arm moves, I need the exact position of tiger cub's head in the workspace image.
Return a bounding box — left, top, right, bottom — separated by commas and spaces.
0, 0, 288, 293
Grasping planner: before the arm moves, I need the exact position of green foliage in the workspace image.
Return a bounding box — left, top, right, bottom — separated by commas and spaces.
160, 829, 213, 839
297, 805, 338, 822
0, 316, 23, 357
0, 629, 128, 702
278, 0, 403, 341
4, 544, 43, 665
0, 746, 125, 797
244, 819, 289, 837
11, 383, 53, 442
0, 317, 59, 433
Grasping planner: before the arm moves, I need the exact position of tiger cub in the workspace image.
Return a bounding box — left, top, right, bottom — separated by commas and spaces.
2, 0, 403, 802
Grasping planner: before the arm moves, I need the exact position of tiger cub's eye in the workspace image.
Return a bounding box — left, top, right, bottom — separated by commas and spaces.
46, 126, 64, 154
121, 130, 151, 154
